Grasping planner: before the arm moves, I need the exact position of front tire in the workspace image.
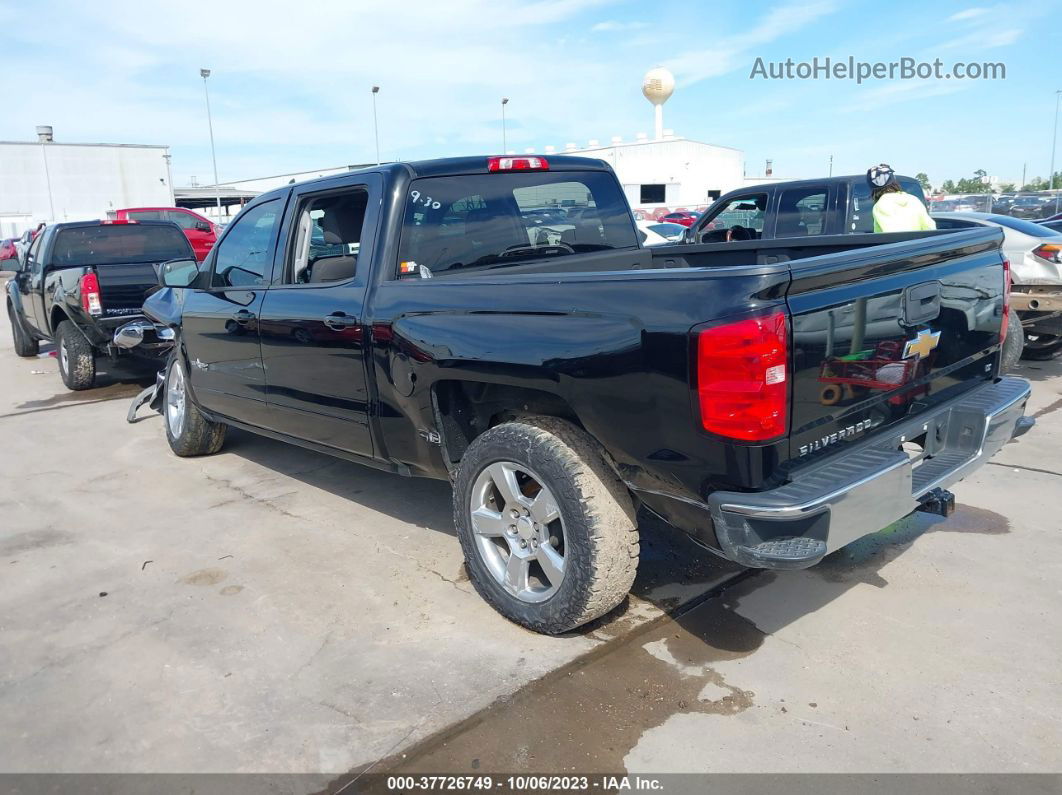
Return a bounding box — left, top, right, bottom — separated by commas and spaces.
8, 305, 39, 357
454, 416, 639, 634
163, 355, 227, 456
56, 320, 95, 390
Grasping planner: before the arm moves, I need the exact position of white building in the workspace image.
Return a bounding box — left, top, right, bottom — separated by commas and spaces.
550, 134, 744, 211
0, 127, 173, 237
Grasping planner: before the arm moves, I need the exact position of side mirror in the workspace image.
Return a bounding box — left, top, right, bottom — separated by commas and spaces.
194, 220, 212, 232
159, 258, 200, 288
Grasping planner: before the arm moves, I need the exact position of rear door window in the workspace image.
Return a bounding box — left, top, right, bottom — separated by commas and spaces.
775, 186, 828, 238
397, 171, 637, 278
286, 188, 368, 284
126, 211, 164, 222
52, 224, 191, 266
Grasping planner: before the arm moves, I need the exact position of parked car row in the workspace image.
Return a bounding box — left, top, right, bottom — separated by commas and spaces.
929, 193, 1062, 220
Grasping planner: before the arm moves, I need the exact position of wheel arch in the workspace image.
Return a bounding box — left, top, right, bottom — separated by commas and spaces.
431, 380, 631, 499
432, 380, 583, 467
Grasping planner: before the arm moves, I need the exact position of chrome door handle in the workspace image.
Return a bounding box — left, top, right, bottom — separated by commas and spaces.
323, 312, 357, 330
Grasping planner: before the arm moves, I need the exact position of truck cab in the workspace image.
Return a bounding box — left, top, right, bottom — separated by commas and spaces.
686, 174, 927, 244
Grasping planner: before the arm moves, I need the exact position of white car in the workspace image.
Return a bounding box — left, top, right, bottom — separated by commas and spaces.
933, 212, 1062, 360
636, 221, 673, 247
931, 212, 1061, 285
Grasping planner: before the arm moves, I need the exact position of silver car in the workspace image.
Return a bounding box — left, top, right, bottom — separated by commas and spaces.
931, 212, 1061, 285
933, 212, 1062, 360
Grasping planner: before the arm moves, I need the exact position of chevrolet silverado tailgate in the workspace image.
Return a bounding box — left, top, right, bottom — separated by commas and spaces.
786, 227, 1008, 461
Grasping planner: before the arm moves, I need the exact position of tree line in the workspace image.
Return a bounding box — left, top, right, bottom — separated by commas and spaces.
915, 170, 1062, 195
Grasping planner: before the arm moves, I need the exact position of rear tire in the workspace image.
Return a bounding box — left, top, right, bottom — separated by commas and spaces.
1020, 331, 1062, 361
163, 354, 227, 457
1001, 312, 1024, 371
8, 305, 39, 358
454, 416, 639, 635
56, 320, 95, 390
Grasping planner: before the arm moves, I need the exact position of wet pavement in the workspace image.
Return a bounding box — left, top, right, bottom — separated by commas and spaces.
345, 358, 1062, 781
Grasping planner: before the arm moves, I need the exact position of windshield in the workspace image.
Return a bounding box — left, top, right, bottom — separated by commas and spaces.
397, 171, 637, 277
53, 224, 191, 266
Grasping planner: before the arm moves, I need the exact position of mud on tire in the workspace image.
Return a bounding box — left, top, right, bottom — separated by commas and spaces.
163, 354, 227, 457
56, 319, 95, 390
1001, 312, 1024, 371
454, 416, 639, 634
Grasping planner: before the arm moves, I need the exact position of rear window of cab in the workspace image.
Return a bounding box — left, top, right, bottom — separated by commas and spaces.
397, 171, 638, 278
53, 224, 191, 266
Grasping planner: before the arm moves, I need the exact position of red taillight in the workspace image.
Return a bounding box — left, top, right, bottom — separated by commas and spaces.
80, 272, 102, 317
487, 156, 549, 172
695, 312, 788, 441
101, 219, 135, 225
1032, 243, 1061, 263
1000, 258, 1011, 345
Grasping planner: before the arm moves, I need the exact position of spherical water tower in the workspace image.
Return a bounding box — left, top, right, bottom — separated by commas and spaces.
641, 66, 675, 140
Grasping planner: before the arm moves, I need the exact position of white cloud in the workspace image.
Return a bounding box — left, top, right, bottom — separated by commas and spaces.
591, 20, 648, 32
663, 0, 839, 85
948, 7, 990, 21
840, 78, 969, 114
938, 27, 1022, 49
3, 0, 626, 181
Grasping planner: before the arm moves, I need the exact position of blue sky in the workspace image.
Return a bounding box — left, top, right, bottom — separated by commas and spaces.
1, 0, 1059, 188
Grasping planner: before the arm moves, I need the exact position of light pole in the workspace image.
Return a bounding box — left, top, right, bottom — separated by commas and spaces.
371, 86, 381, 165
200, 68, 221, 216
828, 154, 833, 177
501, 97, 509, 153
1050, 89, 1061, 215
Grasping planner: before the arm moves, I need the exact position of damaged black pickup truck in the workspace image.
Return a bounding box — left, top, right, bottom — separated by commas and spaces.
131, 155, 1033, 634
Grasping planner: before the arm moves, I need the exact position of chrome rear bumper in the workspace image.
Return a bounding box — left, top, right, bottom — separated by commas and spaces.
707, 377, 1033, 569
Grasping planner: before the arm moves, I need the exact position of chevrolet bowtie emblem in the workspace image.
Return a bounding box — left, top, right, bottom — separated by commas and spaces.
903, 329, 941, 361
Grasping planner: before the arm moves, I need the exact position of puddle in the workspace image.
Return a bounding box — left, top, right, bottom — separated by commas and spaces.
816, 504, 1010, 586
334, 573, 764, 787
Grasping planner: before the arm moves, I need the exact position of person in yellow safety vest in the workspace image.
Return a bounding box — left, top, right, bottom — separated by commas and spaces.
867, 164, 936, 232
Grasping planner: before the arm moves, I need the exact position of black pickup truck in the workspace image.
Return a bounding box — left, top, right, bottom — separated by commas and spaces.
139, 155, 1032, 634
5, 219, 194, 390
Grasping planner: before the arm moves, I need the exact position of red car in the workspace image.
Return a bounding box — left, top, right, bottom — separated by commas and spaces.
113, 207, 219, 261
0, 238, 17, 263
660, 210, 700, 227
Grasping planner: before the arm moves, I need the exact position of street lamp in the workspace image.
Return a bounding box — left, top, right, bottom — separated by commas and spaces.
501, 97, 509, 153
1050, 89, 1061, 215
371, 86, 380, 166
200, 68, 222, 216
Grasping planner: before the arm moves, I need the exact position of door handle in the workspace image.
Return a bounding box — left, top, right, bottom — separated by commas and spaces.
323, 312, 358, 330
232, 309, 256, 324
